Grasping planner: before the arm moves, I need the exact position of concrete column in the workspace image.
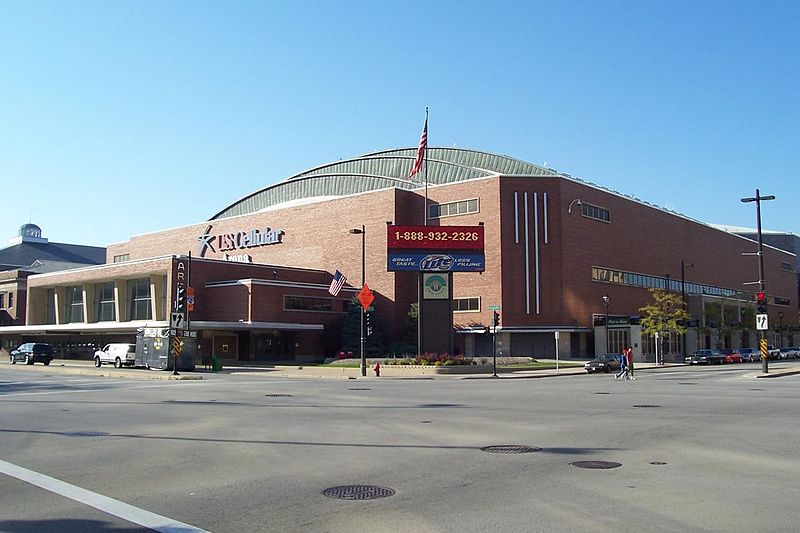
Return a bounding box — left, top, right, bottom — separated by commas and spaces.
83, 285, 95, 323
54, 287, 67, 325
26, 287, 47, 325
115, 280, 128, 322
150, 275, 165, 321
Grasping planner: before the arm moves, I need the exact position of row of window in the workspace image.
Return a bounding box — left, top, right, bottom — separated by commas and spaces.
45, 278, 161, 324
581, 202, 611, 223
283, 295, 482, 313
428, 198, 479, 219
592, 266, 791, 306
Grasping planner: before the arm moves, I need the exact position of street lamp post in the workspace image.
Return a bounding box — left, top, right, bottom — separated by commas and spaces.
602, 294, 610, 353
681, 260, 694, 358
349, 225, 367, 377
741, 189, 775, 373
778, 312, 784, 347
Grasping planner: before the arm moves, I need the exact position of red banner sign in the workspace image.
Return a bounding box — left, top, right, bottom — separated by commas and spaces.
387, 225, 484, 251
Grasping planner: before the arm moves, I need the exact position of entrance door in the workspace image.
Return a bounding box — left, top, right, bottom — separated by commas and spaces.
213, 335, 238, 360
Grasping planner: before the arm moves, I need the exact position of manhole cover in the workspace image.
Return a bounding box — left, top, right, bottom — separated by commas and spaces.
421, 420, 432, 423
265, 394, 294, 397
594, 392, 611, 395
63, 431, 109, 438
748, 388, 764, 391
633, 404, 661, 408
322, 485, 395, 500
650, 461, 668, 465
480, 445, 542, 454
571, 460, 621, 469
678, 382, 698, 385
348, 388, 372, 391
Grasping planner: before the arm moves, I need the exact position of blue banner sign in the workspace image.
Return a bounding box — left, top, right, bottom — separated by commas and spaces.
387, 252, 485, 272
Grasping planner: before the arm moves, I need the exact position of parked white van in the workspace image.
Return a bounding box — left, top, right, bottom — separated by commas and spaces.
94, 344, 136, 368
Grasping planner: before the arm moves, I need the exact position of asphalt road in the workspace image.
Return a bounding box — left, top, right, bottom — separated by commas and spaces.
1, 362, 799, 533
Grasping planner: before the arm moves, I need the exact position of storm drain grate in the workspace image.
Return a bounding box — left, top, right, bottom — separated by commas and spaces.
633, 404, 661, 408
678, 382, 698, 385
348, 388, 372, 391
571, 460, 621, 469
64, 431, 109, 438
594, 392, 611, 395
322, 485, 395, 500
480, 445, 542, 454
650, 461, 668, 465
748, 388, 764, 391
264, 394, 294, 398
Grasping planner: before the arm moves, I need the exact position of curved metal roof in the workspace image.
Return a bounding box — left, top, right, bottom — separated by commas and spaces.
211, 147, 559, 220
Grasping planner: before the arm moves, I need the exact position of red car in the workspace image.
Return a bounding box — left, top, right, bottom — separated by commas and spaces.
721, 349, 743, 364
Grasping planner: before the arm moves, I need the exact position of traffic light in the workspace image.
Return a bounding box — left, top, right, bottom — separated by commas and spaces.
492, 310, 500, 328
176, 286, 186, 313
756, 292, 767, 314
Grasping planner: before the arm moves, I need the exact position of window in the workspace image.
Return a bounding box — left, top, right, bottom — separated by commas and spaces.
95, 282, 116, 322
429, 198, 479, 219
128, 278, 152, 320
0, 293, 5, 309
284, 296, 335, 312
581, 202, 610, 223
113, 254, 130, 263
67, 286, 84, 323
781, 262, 793, 272
453, 297, 480, 312
8, 292, 12, 308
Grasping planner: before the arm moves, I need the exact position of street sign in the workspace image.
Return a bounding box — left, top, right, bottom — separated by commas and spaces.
488, 305, 501, 311
171, 312, 185, 329
358, 284, 375, 311
756, 313, 768, 331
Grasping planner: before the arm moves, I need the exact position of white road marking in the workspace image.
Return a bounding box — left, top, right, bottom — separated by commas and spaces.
0, 458, 208, 532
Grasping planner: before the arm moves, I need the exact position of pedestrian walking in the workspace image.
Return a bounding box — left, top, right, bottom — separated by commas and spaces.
615, 351, 628, 380
625, 346, 635, 380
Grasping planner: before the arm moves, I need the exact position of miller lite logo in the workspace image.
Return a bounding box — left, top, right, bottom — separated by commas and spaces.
420, 254, 454, 271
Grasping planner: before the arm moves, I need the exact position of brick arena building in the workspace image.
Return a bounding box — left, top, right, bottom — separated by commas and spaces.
1, 148, 796, 363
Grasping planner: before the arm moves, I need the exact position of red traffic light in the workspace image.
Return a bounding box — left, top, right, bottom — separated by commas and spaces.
756, 292, 765, 301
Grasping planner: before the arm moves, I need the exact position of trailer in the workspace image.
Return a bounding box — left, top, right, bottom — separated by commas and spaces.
136, 327, 196, 371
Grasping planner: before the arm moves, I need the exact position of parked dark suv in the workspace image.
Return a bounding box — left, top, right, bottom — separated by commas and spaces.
10, 343, 54, 365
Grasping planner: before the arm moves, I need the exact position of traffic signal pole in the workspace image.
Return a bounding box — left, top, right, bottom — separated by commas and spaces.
741, 189, 775, 374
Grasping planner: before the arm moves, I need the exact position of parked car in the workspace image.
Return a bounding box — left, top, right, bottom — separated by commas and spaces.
721, 349, 743, 364
778, 347, 799, 360
94, 343, 137, 368
686, 349, 724, 365
738, 348, 760, 363
584, 354, 622, 373
767, 345, 781, 360
9, 343, 54, 365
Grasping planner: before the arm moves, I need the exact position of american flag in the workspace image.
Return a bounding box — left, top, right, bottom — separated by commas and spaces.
328, 269, 347, 296
409, 117, 427, 178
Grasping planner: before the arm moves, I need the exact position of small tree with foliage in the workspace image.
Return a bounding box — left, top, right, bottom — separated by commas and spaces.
639, 288, 690, 359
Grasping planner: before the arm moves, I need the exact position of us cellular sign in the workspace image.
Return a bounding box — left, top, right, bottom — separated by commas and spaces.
386, 225, 485, 272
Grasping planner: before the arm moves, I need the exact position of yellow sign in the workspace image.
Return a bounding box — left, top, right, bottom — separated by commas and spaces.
759, 338, 768, 359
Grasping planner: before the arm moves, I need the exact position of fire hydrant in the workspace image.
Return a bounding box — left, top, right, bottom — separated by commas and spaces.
373, 362, 381, 377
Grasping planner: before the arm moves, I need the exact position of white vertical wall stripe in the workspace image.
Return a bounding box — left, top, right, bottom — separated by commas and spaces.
514, 192, 519, 244
534, 193, 541, 314
524, 192, 531, 314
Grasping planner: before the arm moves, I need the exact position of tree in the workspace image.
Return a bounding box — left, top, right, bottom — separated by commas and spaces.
340, 298, 385, 356
639, 288, 690, 356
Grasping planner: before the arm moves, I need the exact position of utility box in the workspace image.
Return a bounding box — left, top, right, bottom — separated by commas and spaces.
136, 327, 196, 371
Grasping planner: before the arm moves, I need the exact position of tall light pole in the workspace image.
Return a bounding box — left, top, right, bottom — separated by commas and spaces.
681, 260, 693, 358
349, 225, 366, 377
602, 294, 610, 353
778, 311, 784, 347
741, 188, 775, 374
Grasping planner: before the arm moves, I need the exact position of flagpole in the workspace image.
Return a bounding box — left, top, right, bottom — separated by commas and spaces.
423, 107, 429, 226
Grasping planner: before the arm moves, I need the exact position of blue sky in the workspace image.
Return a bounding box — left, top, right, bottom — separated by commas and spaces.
1, 1, 797, 247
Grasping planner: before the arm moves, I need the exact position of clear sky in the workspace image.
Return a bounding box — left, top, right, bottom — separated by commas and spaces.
1, 1, 797, 247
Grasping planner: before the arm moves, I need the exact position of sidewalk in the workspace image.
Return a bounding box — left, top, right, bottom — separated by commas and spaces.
1, 358, 203, 380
